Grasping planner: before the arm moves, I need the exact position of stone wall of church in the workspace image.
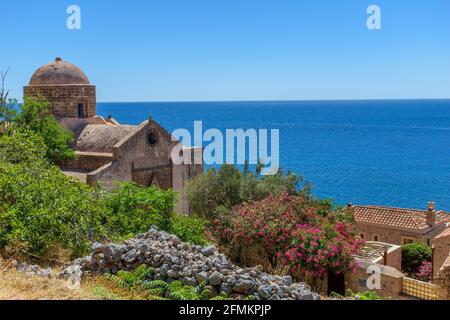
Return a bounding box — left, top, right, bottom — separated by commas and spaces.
63, 152, 114, 172
86, 120, 203, 214
24, 85, 96, 118
88, 120, 177, 189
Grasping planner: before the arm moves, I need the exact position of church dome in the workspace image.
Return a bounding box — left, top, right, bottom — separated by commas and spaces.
29, 57, 90, 85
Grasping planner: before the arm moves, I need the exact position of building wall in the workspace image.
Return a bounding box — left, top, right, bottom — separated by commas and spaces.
24, 85, 96, 118
347, 260, 404, 299
173, 147, 203, 215
433, 232, 450, 281
356, 224, 410, 245
86, 119, 203, 214
434, 255, 450, 299
63, 152, 114, 172
356, 223, 445, 246
383, 245, 402, 271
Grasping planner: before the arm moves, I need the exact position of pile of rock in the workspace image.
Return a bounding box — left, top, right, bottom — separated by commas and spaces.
59, 227, 320, 300
16, 262, 53, 278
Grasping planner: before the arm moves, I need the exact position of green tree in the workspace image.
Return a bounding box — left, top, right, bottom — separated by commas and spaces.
187, 164, 308, 219
15, 97, 75, 163
402, 243, 432, 275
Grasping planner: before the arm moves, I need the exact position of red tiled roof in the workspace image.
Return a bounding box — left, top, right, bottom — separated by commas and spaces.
353, 205, 450, 231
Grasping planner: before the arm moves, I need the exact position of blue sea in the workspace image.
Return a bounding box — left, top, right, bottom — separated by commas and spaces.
97, 100, 450, 211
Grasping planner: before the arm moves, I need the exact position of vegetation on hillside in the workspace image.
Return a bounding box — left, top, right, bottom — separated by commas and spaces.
0, 123, 207, 260
208, 192, 361, 281
186, 164, 361, 286
16, 97, 75, 163
187, 164, 310, 220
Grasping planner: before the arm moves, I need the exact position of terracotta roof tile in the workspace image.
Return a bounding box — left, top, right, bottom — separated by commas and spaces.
353, 205, 450, 231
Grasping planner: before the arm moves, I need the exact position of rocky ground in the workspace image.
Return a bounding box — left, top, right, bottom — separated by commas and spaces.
59, 227, 321, 300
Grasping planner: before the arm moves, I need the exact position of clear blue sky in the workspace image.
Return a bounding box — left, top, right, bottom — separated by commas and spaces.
2, 0, 450, 102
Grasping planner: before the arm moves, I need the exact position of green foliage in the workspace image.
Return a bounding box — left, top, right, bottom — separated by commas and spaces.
0, 129, 180, 258
0, 100, 18, 131
0, 127, 102, 258
402, 243, 432, 275
104, 182, 209, 245
0, 159, 107, 257
92, 286, 122, 300
343, 289, 385, 300
103, 265, 228, 300
187, 164, 308, 219
0, 128, 47, 164
169, 214, 209, 246
104, 182, 176, 238
15, 97, 75, 163
0, 109, 210, 259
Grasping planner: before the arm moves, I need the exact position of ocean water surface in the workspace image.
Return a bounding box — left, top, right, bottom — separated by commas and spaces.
97, 100, 450, 210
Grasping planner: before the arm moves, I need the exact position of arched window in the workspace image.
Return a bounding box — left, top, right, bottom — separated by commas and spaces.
147, 130, 158, 146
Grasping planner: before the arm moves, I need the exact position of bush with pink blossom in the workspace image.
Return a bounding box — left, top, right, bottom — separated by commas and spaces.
209, 193, 363, 280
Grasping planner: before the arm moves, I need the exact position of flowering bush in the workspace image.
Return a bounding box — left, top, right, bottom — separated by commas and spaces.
209, 193, 362, 279
416, 261, 432, 282
285, 223, 361, 279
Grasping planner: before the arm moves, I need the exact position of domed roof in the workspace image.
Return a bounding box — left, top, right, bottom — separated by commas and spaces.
29, 57, 90, 85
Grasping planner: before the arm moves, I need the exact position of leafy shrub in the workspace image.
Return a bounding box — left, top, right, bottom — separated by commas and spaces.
0, 128, 47, 164
104, 182, 176, 239
15, 97, 75, 163
0, 160, 106, 257
187, 164, 307, 219
170, 214, 209, 246
402, 243, 432, 275
209, 193, 361, 279
0, 129, 183, 259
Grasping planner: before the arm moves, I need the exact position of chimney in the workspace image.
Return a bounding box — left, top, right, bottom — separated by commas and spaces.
426, 202, 436, 227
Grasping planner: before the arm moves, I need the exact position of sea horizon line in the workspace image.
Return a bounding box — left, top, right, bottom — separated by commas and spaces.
96, 98, 450, 104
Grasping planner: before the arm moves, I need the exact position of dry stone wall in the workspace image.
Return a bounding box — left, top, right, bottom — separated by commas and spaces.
59, 227, 321, 300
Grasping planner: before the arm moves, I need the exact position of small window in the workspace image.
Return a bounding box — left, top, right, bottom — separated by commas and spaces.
373, 235, 379, 242
359, 233, 365, 240
147, 130, 158, 146
77, 103, 85, 118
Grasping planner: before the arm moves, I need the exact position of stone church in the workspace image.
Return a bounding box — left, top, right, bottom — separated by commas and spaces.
24, 58, 203, 214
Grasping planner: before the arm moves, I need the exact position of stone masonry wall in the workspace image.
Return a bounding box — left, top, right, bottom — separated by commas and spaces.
63, 152, 114, 172
433, 232, 450, 281
347, 260, 404, 299
24, 85, 96, 118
